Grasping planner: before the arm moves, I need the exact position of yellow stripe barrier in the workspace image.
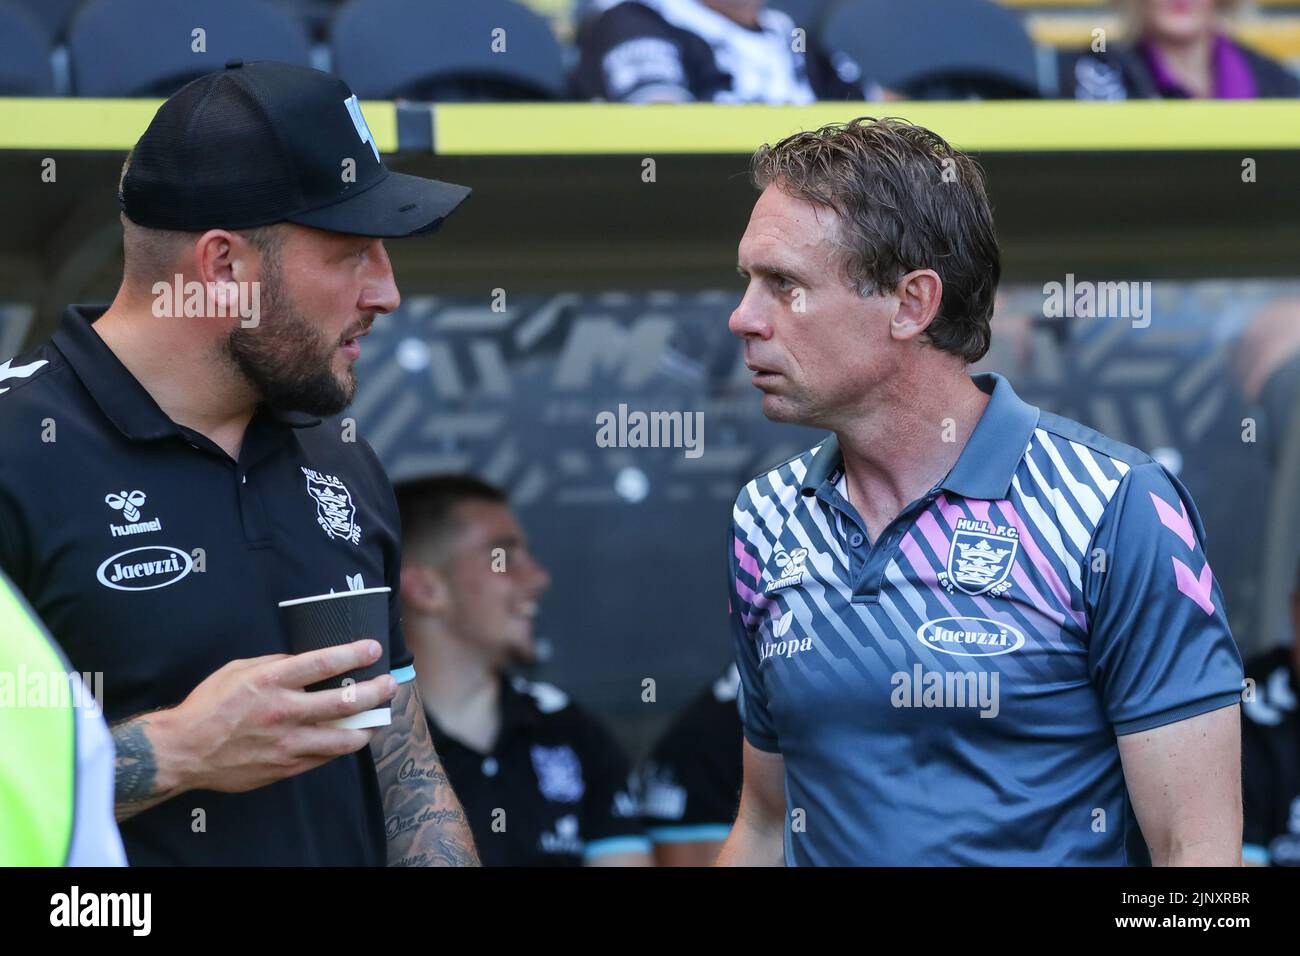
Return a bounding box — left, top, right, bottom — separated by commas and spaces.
432, 100, 1300, 153
2, 99, 1299, 153
0, 98, 399, 152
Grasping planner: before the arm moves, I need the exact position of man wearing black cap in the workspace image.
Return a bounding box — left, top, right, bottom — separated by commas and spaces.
0, 61, 478, 866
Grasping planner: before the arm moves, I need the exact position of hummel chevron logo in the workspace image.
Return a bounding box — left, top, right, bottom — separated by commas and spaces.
1149, 492, 1195, 550
1171, 556, 1215, 616
0, 358, 48, 395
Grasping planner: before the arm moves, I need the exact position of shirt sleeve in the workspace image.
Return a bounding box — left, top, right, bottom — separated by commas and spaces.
729, 518, 780, 752
573, 3, 693, 102
1084, 461, 1244, 735
574, 710, 652, 861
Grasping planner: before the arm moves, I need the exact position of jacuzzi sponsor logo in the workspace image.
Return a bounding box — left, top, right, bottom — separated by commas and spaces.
916, 616, 1025, 657
96, 546, 193, 591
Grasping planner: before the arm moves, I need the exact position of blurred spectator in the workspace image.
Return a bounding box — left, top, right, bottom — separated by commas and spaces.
573, 0, 876, 102
1059, 0, 1299, 100
638, 663, 742, 865
1242, 558, 1300, 866
396, 475, 651, 866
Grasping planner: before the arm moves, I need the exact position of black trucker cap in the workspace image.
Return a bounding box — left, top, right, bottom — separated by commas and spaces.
120, 59, 470, 238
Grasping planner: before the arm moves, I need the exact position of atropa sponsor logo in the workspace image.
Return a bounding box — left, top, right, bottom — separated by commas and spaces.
758, 612, 812, 662
915, 616, 1025, 657
96, 546, 193, 591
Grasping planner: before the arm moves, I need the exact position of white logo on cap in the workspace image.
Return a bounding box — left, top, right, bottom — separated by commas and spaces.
344, 94, 380, 163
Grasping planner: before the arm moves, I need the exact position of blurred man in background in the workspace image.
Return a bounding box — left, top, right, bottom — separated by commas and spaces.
1059, 0, 1299, 99
1242, 558, 1300, 866
397, 475, 652, 866
574, 0, 876, 102
638, 663, 742, 865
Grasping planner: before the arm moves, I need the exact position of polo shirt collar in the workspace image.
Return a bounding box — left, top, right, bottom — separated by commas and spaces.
53, 304, 322, 441
425, 674, 541, 755
54, 305, 178, 441
799, 373, 1039, 502
499, 675, 543, 739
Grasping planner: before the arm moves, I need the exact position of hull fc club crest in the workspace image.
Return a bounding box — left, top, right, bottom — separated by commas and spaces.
939, 518, 1018, 597
530, 745, 585, 803
301, 466, 361, 545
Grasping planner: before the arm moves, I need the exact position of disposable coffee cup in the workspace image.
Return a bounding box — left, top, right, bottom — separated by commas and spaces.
278, 587, 392, 729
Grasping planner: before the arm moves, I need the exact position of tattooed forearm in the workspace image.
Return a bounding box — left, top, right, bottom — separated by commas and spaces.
372, 682, 480, 866
397, 756, 448, 786
111, 715, 178, 822
386, 807, 466, 839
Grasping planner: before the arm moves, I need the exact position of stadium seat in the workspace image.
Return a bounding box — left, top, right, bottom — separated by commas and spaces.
68, 0, 313, 97
823, 0, 1041, 98
263, 0, 344, 41
0, 1, 55, 95
331, 0, 568, 101
9, 0, 83, 40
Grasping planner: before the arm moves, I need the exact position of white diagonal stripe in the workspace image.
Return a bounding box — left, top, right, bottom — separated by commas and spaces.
1011, 474, 1084, 593
1069, 441, 1125, 501
1034, 429, 1105, 524
1022, 445, 1091, 555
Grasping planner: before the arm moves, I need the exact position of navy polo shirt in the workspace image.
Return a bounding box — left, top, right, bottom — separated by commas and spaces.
428, 676, 649, 866
729, 372, 1243, 865
639, 664, 742, 847
0, 305, 415, 865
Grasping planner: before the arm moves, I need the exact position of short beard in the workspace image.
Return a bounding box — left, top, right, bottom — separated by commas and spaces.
223, 258, 357, 417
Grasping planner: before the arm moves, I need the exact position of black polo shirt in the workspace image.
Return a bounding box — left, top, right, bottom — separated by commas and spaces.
638, 664, 742, 846
1243, 648, 1300, 866
0, 305, 414, 866
429, 676, 648, 866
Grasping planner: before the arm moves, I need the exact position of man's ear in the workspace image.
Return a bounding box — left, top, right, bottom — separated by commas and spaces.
399, 561, 450, 616
193, 229, 239, 285
190, 229, 247, 323
889, 269, 943, 343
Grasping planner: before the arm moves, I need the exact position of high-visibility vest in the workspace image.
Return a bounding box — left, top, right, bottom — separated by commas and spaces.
0, 571, 125, 865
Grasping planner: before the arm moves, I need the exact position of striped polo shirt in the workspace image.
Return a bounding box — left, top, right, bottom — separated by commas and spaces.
728, 372, 1243, 865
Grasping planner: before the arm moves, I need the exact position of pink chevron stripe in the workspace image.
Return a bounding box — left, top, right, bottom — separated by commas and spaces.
734, 535, 762, 582
1172, 556, 1215, 616
1150, 492, 1196, 550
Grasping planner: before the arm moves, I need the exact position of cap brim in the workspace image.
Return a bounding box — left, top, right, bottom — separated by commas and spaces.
287, 170, 471, 238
